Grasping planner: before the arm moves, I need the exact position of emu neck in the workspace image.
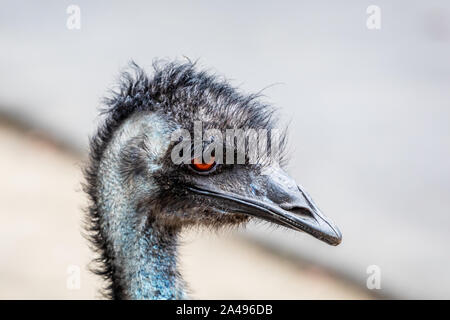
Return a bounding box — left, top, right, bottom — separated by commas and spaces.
119, 220, 185, 300
96, 113, 186, 299
110, 213, 184, 299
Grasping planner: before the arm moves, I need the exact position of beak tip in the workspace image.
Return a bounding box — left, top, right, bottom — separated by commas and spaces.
329, 228, 342, 246
332, 236, 342, 246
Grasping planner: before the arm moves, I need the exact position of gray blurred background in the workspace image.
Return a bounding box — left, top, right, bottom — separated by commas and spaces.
1, 0, 449, 299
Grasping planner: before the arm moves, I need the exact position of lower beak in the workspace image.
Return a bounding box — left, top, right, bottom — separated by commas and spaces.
189, 168, 342, 246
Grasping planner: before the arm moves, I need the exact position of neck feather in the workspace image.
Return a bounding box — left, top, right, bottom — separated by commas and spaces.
94, 113, 186, 299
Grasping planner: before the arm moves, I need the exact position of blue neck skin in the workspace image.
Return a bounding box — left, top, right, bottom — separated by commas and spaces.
98, 158, 187, 300
96, 113, 187, 299
123, 217, 185, 300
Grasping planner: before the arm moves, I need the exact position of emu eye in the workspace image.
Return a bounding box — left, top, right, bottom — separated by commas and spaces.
190, 156, 216, 173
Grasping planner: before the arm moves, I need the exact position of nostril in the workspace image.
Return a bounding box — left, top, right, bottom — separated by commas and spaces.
280, 204, 315, 220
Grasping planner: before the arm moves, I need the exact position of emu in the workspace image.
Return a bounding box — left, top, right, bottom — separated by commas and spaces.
84, 60, 342, 300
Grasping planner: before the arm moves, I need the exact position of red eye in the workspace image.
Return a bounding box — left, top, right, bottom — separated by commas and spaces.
191, 156, 216, 172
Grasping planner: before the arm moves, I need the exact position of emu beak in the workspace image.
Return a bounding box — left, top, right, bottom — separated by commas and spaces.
189, 167, 342, 246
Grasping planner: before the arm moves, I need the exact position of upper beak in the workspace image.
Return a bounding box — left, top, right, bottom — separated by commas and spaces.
189, 167, 342, 246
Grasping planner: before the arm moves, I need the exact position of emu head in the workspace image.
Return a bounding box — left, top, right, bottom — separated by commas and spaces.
94, 61, 341, 246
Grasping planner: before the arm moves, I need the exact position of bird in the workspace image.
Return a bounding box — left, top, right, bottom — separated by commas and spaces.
83, 60, 342, 300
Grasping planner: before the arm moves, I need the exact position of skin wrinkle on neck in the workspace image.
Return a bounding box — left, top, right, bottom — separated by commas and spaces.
96, 112, 186, 299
